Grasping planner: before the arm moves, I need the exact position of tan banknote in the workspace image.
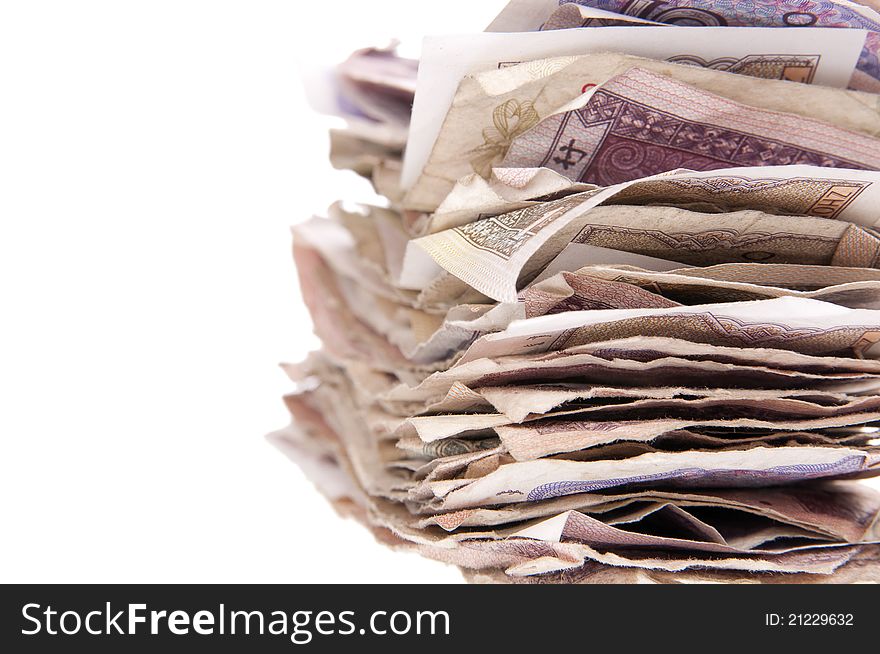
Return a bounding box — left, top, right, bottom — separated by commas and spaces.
553, 205, 880, 268
501, 68, 880, 186
460, 296, 880, 362
420, 446, 878, 510
403, 46, 876, 211
410, 166, 880, 302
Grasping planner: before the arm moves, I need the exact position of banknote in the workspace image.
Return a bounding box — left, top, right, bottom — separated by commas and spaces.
397, 437, 503, 460
669, 262, 880, 290
526, 263, 880, 310
403, 45, 876, 212
296, 209, 414, 305
487, 0, 567, 30
280, 374, 880, 570
422, 382, 864, 419
466, 547, 880, 582
293, 364, 421, 500
286, 393, 876, 577
604, 168, 880, 223
502, 68, 880, 186
293, 240, 415, 372
403, 186, 610, 294
391, 357, 880, 412
495, 410, 880, 459
335, 46, 418, 127
418, 423, 877, 462
523, 268, 683, 312
421, 446, 877, 509
542, 0, 876, 91
404, 432, 879, 486
328, 128, 402, 181
491, 541, 862, 577
491, 0, 880, 88
279, 21, 880, 584
471, 383, 860, 422
511, 509, 838, 555
431, 160, 880, 239
386, 336, 880, 407
559, 334, 880, 372
429, 167, 596, 234
529, 243, 687, 282
420, 482, 880, 543
411, 516, 865, 576
360, 255, 880, 367
278, 347, 880, 580
543, 3, 663, 28
404, 403, 880, 460
402, 256, 685, 362
490, 503, 841, 553
294, 210, 470, 361
561, 205, 880, 268
412, 166, 880, 302
302, 44, 415, 150
404, 389, 880, 435
567, 0, 880, 90
460, 296, 880, 362
269, 415, 362, 505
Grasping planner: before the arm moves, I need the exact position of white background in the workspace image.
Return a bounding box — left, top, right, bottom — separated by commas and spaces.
0, 0, 506, 583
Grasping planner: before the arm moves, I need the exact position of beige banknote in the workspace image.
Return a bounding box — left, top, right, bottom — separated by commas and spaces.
495, 412, 880, 460
386, 334, 880, 407
419, 482, 880, 543
388, 259, 880, 366
429, 167, 596, 234
524, 265, 880, 312
470, 383, 862, 423
542, 3, 663, 28
459, 296, 880, 362
501, 68, 880, 187
403, 47, 876, 211
276, 396, 875, 578
421, 446, 877, 510
274, 353, 880, 580
411, 166, 880, 302
464, 547, 880, 582
546, 205, 880, 268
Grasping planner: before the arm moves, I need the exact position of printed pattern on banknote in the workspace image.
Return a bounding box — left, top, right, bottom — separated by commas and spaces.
451, 192, 597, 260
607, 174, 871, 218
549, 312, 880, 355
574, 224, 841, 260
502, 68, 880, 185
568, 0, 880, 82
525, 456, 867, 501
667, 54, 821, 83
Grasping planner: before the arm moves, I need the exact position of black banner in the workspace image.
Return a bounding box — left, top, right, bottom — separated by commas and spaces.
1, 584, 874, 652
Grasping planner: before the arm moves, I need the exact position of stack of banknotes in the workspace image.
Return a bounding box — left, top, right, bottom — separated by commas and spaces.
271, 0, 880, 583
